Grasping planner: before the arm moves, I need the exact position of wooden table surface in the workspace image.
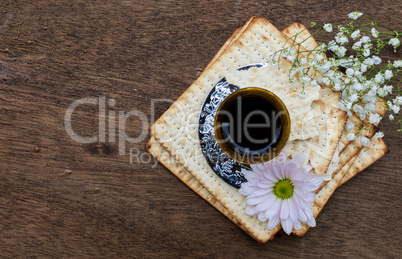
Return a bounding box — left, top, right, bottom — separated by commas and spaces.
1, 0, 401, 257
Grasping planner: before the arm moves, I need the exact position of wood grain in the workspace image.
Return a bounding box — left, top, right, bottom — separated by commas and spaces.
0, 0, 401, 257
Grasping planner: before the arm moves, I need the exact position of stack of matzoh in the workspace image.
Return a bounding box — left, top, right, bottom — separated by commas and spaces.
146, 17, 388, 243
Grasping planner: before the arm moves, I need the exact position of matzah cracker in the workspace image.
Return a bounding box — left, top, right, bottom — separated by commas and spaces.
308, 100, 347, 175
292, 154, 352, 236
329, 100, 387, 185
281, 23, 346, 175
146, 137, 250, 234
325, 114, 364, 178
282, 23, 387, 235
339, 137, 388, 186
149, 20, 318, 241
331, 126, 376, 177
282, 23, 387, 179
292, 135, 388, 236
282, 22, 321, 54
148, 19, 275, 242
149, 18, 253, 137
338, 114, 363, 153
281, 23, 340, 107
315, 125, 376, 192
149, 20, 388, 241
152, 17, 324, 243
284, 99, 347, 176
205, 17, 255, 70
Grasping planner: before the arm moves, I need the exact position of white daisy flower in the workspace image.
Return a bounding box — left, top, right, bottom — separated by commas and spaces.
365, 102, 376, 113
354, 70, 362, 78
295, 66, 303, 73
384, 85, 393, 95
377, 88, 386, 97
349, 93, 359, 103
338, 100, 352, 111
377, 85, 393, 97
363, 43, 372, 50
389, 114, 395, 121
328, 40, 339, 51
394, 60, 402, 68
359, 112, 367, 121
354, 82, 364, 91
353, 104, 364, 114
322, 77, 331, 85
339, 26, 347, 32
239, 150, 323, 235
363, 58, 375, 66
314, 53, 324, 63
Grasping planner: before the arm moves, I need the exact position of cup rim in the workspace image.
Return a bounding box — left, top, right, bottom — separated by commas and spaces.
214, 87, 291, 164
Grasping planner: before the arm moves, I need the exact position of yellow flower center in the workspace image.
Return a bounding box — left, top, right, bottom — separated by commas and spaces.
273, 178, 294, 200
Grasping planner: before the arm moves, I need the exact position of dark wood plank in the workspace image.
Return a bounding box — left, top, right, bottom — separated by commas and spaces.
0, 0, 401, 257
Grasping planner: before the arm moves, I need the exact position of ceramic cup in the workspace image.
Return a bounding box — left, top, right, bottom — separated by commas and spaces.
214, 87, 290, 164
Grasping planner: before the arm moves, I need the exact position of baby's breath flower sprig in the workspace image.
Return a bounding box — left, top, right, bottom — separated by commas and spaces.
271, 11, 402, 137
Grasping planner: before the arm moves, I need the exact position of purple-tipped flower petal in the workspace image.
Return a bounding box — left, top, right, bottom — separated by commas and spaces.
239, 150, 323, 235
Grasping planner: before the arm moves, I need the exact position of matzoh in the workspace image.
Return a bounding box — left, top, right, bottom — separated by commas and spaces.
281, 23, 347, 176
315, 125, 376, 192
281, 23, 389, 236
339, 136, 388, 186
148, 19, 268, 242
149, 18, 280, 242
282, 22, 321, 55
292, 135, 388, 236
146, 137, 248, 234
281, 22, 387, 180
308, 100, 347, 175
148, 20, 388, 241
205, 17, 255, 70
152, 17, 326, 243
